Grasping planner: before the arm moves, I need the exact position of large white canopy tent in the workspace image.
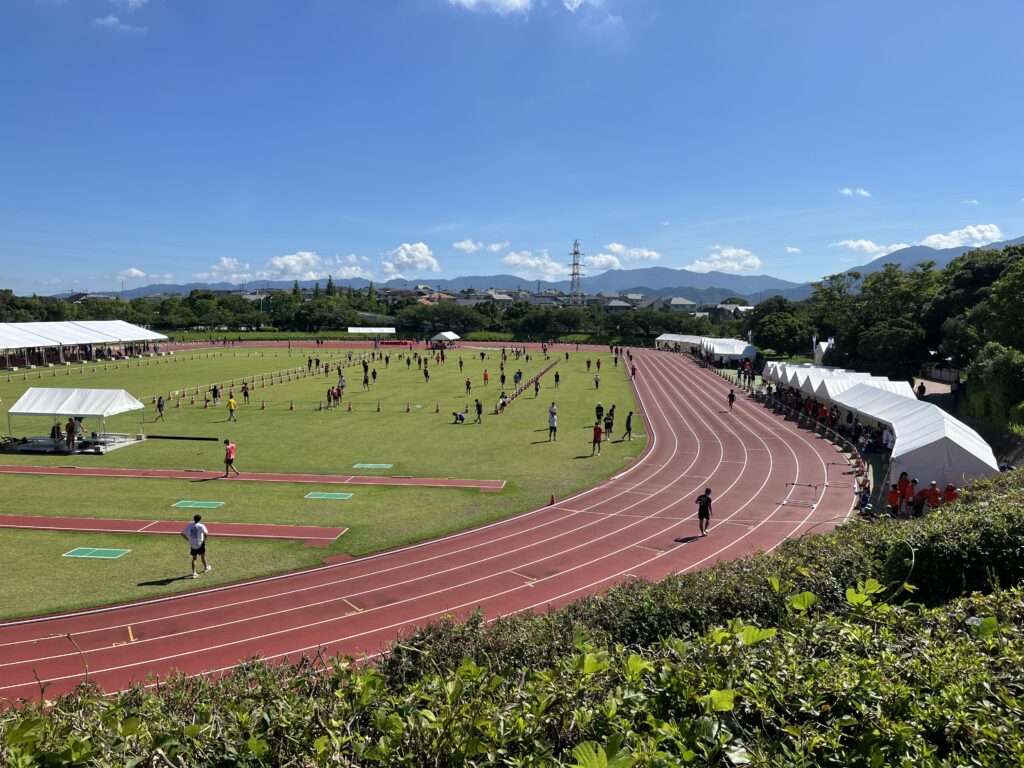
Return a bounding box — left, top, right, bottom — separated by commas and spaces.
701, 337, 756, 361
431, 331, 460, 342
6, 388, 146, 451
654, 333, 704, 350
829, 382, 998, 486
0, 321, 167, 367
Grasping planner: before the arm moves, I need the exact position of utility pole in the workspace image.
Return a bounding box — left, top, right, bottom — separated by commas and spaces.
568, 239, 584, 306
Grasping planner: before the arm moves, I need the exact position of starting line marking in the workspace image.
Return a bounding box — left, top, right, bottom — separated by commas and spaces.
353, 463, 393, 469
63, 547, 131, 560
305, 492, 354, 500
173, 501, 225, 509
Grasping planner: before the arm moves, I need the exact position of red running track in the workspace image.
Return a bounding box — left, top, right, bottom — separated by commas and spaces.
0, 350, 853, 701
0, 516, 346, 548
0, 465, 505, 492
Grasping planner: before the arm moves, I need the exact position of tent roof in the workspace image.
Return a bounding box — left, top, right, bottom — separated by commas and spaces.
9, 388, 145, 418
0, 320, 166, 350
655, 334, 703, 345
701, 338, 755, 358
431, 331, 460, 341
347, 327, 395, 334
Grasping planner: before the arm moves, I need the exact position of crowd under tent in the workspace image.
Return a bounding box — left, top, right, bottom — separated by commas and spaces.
5, 388, 146, 454
829, 382, 998, 486
0, 320, 167, 368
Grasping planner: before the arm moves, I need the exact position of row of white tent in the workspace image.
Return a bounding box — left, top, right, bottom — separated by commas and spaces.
763, 362, 998, 487
655, 334, 756, 361
0, 321, 167, 351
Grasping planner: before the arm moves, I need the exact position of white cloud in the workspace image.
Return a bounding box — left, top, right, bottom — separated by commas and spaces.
448, 0, 531, 14
683, 245, 762, 274
660, 221, 670, 226
501, 250, 567, 281
563, 0, 602, 10
584, 253, 622, 271
109, 0, 148, 9
117, 267, 146, 279
838, 187, 871, 198
786, 246, 801, 253
333, 265, 373, 280
92, 14, 147, 32
829, 239, 910, 258
604, 242, 660, 261
920, 224, 1002, 250
386, 242, 440, 273
193, 257, 255, 283
453, 238, 508, 253
963, 199, 979, 205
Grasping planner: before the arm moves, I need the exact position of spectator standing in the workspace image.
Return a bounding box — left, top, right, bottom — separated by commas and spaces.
223, 439, 240, 477
181, 514, 211, 579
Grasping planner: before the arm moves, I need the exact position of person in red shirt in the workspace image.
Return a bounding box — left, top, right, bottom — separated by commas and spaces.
223, 439, 240, 478
925, 481, 942, 511
483, 369, 489, 386
591, 421, 603, 456
944, 484, 958, 505
887, 484, 901, 516
904, 478, 919, 517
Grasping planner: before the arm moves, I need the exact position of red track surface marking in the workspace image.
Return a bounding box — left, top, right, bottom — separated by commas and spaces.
0, 465, 505, 492
0, 350, 853, 701
0, 516, 345, 548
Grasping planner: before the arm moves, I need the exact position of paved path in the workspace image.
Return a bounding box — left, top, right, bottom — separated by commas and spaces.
0, 350, 853, 701
0, 515, 346, 548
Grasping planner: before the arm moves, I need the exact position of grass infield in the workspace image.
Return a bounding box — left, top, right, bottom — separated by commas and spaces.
0, 345, 644, 618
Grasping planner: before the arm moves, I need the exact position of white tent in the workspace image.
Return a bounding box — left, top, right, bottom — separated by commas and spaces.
655, 333, 704, 349
831, 382, 997, 486
701, 337, 756, 360
7, 388, 146, 448
0, 320, 167, 366
431, 331, 460, 342
9, 388, 145, 418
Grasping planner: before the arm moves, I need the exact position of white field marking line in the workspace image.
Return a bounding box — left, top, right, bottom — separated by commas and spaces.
137, 522, 160, 532
5, 350, 747, 690
0, 352, 712, 675
0, 365, 676, 656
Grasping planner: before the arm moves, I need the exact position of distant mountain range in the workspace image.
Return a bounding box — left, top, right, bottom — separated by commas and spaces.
843, 235, 1024, 276
65, 235, 1023, 305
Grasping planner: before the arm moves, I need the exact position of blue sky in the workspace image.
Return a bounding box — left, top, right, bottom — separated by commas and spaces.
2, 0, 1023, 294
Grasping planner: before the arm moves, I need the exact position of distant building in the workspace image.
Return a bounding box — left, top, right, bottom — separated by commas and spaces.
643, 296, 697, 312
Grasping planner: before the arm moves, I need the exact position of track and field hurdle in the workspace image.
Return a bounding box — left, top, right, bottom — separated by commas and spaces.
780, 482, 820, 509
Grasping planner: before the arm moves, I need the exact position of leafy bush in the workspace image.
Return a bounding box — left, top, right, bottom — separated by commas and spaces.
4, 588, 1024, 766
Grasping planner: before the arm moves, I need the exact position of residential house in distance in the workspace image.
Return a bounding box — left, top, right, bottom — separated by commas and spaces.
622, 292, 646, 307
643, 296, 697, 312
710, 303, 755, 323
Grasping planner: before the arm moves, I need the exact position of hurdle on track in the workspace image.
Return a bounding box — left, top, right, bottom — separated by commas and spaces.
825, 462, 855, 488
780, 482, 820, 508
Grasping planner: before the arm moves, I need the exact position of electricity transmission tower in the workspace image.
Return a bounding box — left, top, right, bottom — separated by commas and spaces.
568, 240, 585, 306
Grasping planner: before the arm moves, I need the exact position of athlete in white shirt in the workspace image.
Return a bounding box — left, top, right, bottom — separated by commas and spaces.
181, 514, 211, 579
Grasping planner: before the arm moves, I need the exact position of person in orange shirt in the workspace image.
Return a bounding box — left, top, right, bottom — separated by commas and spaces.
944, 484, 958, 505
905, 478, 920, 517
925, 481, 942, 511
887, 484, 901, 516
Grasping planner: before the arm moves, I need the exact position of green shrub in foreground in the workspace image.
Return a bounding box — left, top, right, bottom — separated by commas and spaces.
2, 587, 1023, 766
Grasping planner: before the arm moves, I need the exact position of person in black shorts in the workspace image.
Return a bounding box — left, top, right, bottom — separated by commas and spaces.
695, 488, 712, 536
727, 390, 736, 411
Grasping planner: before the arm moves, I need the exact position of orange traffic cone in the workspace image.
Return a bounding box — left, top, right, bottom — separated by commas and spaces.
318, 401, 324, 411
175, 399, 181, 408
406, 402, 411, 412
190, 395, 195, 406
435, 403, 440, 413
347, 400, 353, 412
549, 494, 556, 506
377, 401, 382, 412
260, 400, 266, 410
289, 400, 295, 411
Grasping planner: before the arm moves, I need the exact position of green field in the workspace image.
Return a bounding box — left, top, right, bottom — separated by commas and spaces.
0, 345, 644, 618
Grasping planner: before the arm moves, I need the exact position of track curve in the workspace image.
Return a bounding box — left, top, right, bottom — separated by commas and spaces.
0, 350, 853, 701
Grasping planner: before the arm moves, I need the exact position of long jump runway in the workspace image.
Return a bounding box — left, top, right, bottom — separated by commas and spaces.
0, 350, 853, 701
